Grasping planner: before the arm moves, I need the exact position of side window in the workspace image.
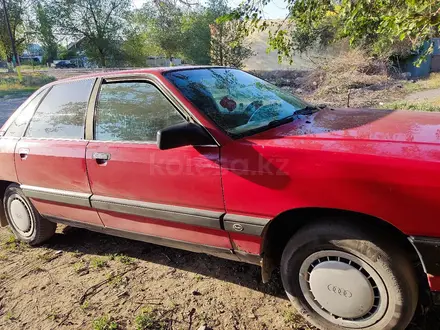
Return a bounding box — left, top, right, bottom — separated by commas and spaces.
25, 79, 94, 139
5, 90, 47, 137
95, 82, 186, 142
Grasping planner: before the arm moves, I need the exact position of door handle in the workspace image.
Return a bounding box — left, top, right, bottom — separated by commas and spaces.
92, 152, 111, 165
18, 148, 29, 160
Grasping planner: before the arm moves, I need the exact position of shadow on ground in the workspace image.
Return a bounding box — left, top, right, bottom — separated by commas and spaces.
35, 226, 440, 330
45, 227, 286, 299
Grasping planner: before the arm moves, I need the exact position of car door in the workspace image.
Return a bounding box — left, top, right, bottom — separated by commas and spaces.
14, 78, 103, 226
85, 78, 233, 251
0, 89, 49, 184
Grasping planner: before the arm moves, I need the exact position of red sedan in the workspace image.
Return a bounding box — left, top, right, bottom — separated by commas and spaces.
0, 66, 439, 330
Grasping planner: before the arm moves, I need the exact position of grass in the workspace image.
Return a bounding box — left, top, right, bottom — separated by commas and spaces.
382, 100, 440, 112
116, 254, 135, 265
92, 316, 119, 330
194, 274, 203, 282
47, 311, 60, 321
0, 72, 56, 98
107, 272, 123, 287
6, 311, 17, 321
80, 300, 90, 312
37, 252, 55, 262
90, 257, 108, 269
404, 72, 440, 93
73, 261, 88, 273
135, 308, 166, 330
2, 234, 25, 250
283, 310, 311, 329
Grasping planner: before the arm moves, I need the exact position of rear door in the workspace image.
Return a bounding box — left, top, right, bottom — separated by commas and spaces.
85, 78, 232, 250
0, 89, 49, 183
15, 79, 103, 226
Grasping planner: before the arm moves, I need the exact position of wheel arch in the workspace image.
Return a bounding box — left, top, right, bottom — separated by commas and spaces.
260, 207, 431, 306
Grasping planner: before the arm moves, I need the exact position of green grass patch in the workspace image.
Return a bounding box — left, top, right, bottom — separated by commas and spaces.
404, 72, 440, 93
135, 308, 166, 330
382, 100, 440, 112
90, 257, 108, 269
0, 72, 56, 98
92, 316, 119, 330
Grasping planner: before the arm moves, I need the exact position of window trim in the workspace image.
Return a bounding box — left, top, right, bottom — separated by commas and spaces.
22, 78, 97, 141
88, 74, 219, 146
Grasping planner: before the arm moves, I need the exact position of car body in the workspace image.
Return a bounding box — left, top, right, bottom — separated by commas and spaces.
0, 66, 439, 329
55, 61, 76, 69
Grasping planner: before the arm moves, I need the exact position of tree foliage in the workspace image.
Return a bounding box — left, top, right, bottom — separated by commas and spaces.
210, 20, 254, 68
0, 0, 27, 62
47, 0, 131, 67
35, 3, 57, 64
230, 0, 440, 62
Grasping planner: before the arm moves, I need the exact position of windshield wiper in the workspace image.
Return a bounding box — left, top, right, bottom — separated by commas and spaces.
267, 104, 324, 127
267, 115, 294, 128
232, 104, 327, 139
294, 104, 327, 115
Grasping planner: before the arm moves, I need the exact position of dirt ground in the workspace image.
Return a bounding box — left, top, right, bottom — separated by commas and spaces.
0, 226, 311, 330
0, 225, 439, 330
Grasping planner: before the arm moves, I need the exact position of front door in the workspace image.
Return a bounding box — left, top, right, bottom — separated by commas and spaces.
85, 79, 232, 250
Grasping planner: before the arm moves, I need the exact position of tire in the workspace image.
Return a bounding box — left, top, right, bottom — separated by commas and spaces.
3, 183, 56, 246
280, 220, 418, 330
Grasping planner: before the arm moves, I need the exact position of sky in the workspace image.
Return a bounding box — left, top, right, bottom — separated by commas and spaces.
132, 0, 289, 19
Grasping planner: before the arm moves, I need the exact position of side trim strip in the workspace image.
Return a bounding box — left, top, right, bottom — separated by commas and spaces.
91, 195, 223, 229
20, 185, 270, 236
21, 185, 91, 208
223, 214, 269, 236
44, 215, 244, 262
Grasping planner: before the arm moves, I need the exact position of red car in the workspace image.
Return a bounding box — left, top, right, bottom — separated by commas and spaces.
0, 66, 439, 330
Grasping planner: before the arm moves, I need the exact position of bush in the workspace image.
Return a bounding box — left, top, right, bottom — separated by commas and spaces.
305, 49, 390, 96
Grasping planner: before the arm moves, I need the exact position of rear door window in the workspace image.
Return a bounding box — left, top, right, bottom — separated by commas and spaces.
5, 90, 47, 138
25, 79, 95, 139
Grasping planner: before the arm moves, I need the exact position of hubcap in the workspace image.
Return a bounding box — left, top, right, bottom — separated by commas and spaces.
309, 261, 374, 318
10, 199, 31, 232
7, 194, 34, 237
299, 250, 388, 328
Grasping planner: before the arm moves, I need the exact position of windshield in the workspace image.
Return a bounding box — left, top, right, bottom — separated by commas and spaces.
163, 68, 309, 138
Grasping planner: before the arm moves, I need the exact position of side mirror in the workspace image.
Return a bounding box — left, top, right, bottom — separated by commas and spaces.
157, 122, 215, 150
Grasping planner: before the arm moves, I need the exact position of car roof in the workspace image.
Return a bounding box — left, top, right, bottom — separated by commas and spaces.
55, 65, 230, 84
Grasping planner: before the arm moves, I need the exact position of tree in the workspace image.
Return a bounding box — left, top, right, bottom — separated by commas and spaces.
0, 0, 27, 64
179, 0, 230, 65
48, 0, 131, 67
35, 3, 57, 64
210, 20, 254, 68
122, 14, 164, 66
180, 10, 212, 64
230, 0, 440, 63
146, 0, 185, 60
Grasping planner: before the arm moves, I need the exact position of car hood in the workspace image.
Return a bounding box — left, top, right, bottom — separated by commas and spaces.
252, 107, 440, 144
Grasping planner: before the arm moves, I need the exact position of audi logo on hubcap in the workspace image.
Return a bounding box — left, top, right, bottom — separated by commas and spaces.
327, 284, 353, 298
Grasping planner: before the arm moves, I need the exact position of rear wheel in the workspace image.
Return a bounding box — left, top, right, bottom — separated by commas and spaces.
280, 220, 418, 330
3, 184, 56, 245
